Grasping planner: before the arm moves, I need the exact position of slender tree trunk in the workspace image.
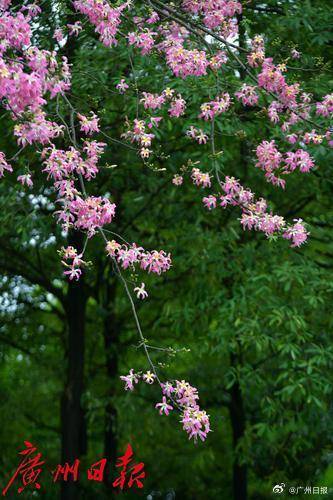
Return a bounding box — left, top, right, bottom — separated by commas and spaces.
229, 377, 247, 500
102, 283, 119, 491
61, 231, 87, 500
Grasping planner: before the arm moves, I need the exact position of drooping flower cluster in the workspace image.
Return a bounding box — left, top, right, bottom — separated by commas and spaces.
120, 370, 211, 442
200, 175, 309, 247
67, 196, 116, 237
14, 111, 64, 146
106, 240, 172, 275
42, 142, 106, 182
182, 0, 241, 35
161, 26, 210, 79
73, 0, 130, 47
0, 31, 70, 116
256, 140, 315, 188
60, 246, 87, 281
247, 35, 265, 67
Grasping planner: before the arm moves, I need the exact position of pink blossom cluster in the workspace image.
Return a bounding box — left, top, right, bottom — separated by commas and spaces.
258, 59, 301, 109
199, 93, 231, 120
256, 140, 315, 187
122, 118, 161, 159
140, 89, 186, 118
140, 92, 165, 110
0, 37, 70, 116
66, 196, 116, 237
78, 112, 100, 135
159, 380, 211, 442
120, 369, 211, 442
316, 94, 333, 117
60, 246, 87, 281
182, 0, 241, 34
164, 38, 209, 79
0, 11, 31, 49
0, 0, 12, 11
128, 29, 157, 55
202, 175, 309, 247
247, 35, 265, 67
42, 142, 106, 182
209, 50, 228, 70
106, 240, 172, 275
14, 111, 64, 146
73, 0, 129, 47
169, 95, 186, 117
235, 84, 259, 106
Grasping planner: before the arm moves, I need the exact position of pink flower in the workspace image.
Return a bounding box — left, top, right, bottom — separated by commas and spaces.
140, 250, 172, 275
120, 369, 140, 391
161, 382, 175, 397
142, 371, 156, 384
78, 112, 100, 135
116, 79, 129, 94
203, 195, 217, 210
283, 219, 309, 247
106, 239, 121, 257
67, 22, 82, 36
316, 94, 333, 117
134, 282, 148, 299
199, 93, 231, 120
0, 152, 13, 178
172, 174, 183, 186
155, 396, 173, 416
169, 95, 186, 117
235, 84, 259, 106
291, 48, 300, 59
17, 174, 33, 188
53, 28, 65, 43
61, 246, 86, 281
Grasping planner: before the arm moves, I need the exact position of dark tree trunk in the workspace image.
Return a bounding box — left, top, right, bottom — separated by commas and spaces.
61, 231, 87, 500
102, 283, 119, 491
229, 378, 247, 500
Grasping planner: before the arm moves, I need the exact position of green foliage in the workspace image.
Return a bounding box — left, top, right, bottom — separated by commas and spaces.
0, 1, 333, 498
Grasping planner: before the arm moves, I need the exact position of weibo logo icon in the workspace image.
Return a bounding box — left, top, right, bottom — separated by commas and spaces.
272, 483, 285, 494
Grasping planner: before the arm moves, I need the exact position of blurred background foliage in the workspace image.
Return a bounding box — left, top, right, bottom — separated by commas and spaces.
0, 0, 333, 498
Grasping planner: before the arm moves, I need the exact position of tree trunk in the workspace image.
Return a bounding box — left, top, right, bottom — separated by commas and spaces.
102, 282, 119, 491
229, 378, 247, 500
61, 231, 87, 500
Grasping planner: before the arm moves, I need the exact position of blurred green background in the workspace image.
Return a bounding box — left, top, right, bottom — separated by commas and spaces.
0, 1, 333, 498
